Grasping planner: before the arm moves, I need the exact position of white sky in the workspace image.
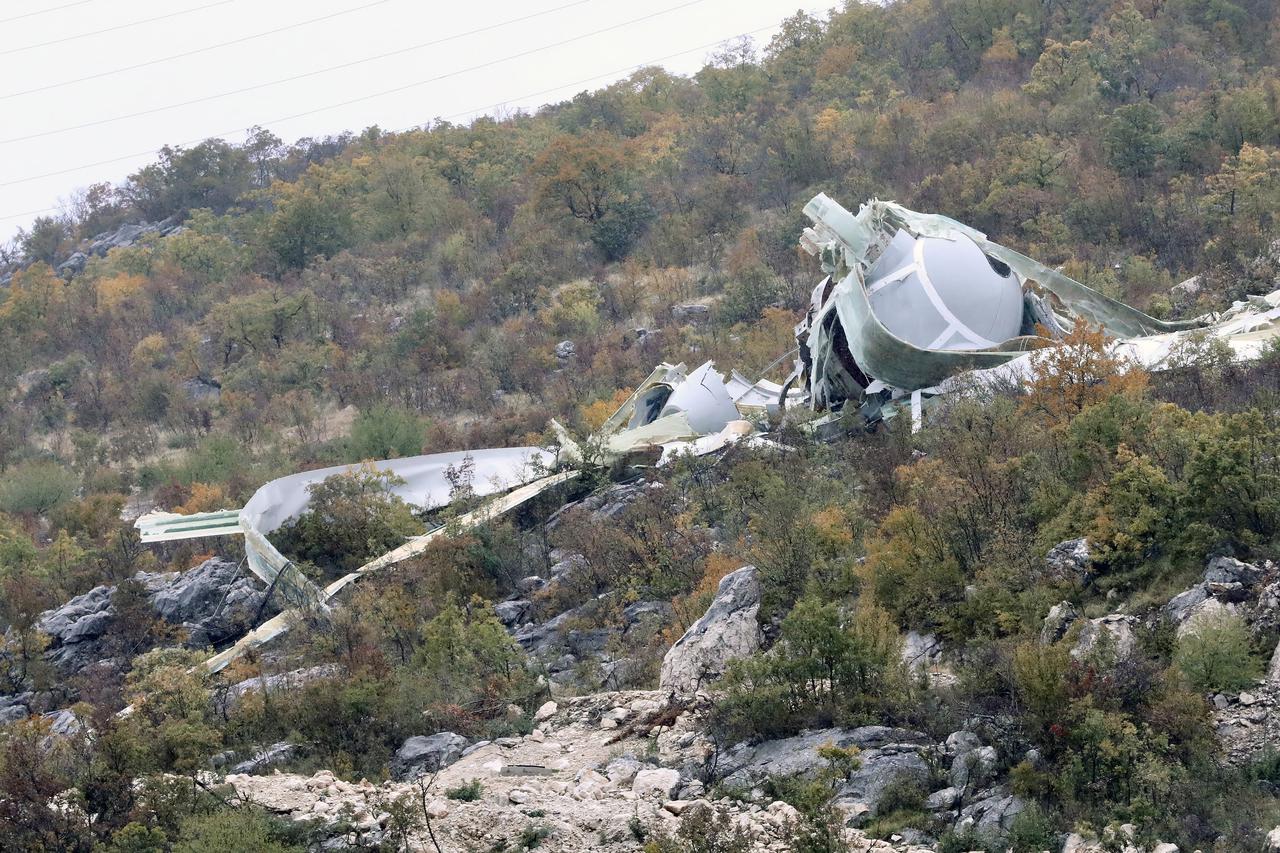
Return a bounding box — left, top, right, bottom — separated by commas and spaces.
0, 0, 825, 243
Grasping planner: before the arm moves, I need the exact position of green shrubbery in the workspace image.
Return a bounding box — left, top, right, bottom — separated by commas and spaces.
273, 465, 424, 577
711, 596, 907, 742
1173, 613, 1262, 692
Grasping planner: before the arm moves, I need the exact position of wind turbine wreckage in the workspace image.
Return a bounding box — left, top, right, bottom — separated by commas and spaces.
135, 194, 1280, 675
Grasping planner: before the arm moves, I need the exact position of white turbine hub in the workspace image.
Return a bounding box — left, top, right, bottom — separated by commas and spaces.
865, 229, 1023, 351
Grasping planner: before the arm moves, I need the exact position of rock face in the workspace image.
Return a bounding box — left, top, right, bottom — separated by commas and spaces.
947, 731, 997, 793
660, 566, 763, 693
1071, 614, 1137, 661
956, 788, 1027, 832
34, 558, 272, 675
391, 732, 470, 781
86, 218, 182, 258
217, 664, 341, 715
232, 741, 297, 774
1040, 601, 1079, 644
55, 251, 87, 279
1164, 555, 1268, 634
900, 631, 942, 672
1045, 538, 1092, 584
719, 726, 932, 814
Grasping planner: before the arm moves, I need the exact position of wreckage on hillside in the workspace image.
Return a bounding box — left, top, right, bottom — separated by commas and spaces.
135, 193, 1280, 676
791, 194, 1280, 427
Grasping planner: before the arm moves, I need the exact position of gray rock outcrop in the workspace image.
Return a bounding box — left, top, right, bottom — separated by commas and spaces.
232, 741, 297, 774
1164, 555, 1267, 633
1040, 601, 1079, 644
718, 726, 932, 814
1045, 538, 1092, 584
659, 565, 763, 693
391, 732, 470, 781
34, 558, 272, 675
1071, 614, 1137, 661
901, 631, 941, 672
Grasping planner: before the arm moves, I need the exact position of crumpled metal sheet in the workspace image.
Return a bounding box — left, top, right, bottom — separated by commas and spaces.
198, 469, 580, 674
795, 194, 1227, 406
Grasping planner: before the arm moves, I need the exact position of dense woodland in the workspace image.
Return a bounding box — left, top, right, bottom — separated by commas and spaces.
1, 0, 1280, 850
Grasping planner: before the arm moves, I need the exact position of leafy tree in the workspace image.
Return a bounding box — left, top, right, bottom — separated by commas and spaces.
712, 596, 904, 741
1105, 103, 1164, 179
17, 216, 71, 266
273, 465, 424, 576
349, 404, 426, 460
0, 459, 78, 516
1174, 613, 1261, 692
1021, 322, 1148, 421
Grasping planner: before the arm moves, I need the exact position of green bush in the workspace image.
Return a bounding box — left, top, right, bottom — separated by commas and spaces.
349, 404, 426, 460
1174, 613, 1261, 692
0, 459, 77, 516
273, 465, 424, 576
712, 596, 905, 742
174, 808, 304, 853
446, 779, 484, 801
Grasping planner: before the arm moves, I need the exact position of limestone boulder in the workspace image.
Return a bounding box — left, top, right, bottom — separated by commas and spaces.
659, 566, 763, 693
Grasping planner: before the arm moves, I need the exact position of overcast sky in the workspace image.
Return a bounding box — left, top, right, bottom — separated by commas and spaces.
0, 0, 825, 243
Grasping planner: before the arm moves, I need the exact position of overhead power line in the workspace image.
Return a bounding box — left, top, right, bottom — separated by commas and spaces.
0, 0, 710, 189
0, 0, 95, 25
0, 17, 781, 226
0, 0, 393, 99
1, 0, 597, 144
1, 0, 235, 57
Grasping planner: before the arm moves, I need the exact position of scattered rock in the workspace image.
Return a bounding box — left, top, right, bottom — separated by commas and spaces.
925, 786, 959, 811
179, 377, 221, 403
220, 665, 341, 714
950, 741, 997, 793
1164, 584, 1210, 625
535, 701, 558, 723
659, 566, 763, 693
1170, 276, 1201, 298
494, 599, 532, 627
1176, 597, 1238, 639
605, 756, 642, 786
633, 768, 680, 799
672, 303, 710, 322
957, 788, 1026, 831
56, 251, 87, 279
1205, 556, 1263, 588
1062, 832, 1105, 853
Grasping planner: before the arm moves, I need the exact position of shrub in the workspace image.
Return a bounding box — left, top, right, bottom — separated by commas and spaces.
174, 808, 304, 853
446, 779, 484, 801
0, 459, 77, 516
1173, 613, 1261, 692
349, 404, 426, 460
712, 596, 904, 741
272, 464, 424, 576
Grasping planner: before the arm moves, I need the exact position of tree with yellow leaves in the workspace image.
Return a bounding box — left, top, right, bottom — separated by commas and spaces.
1021, 321, 1148, 422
